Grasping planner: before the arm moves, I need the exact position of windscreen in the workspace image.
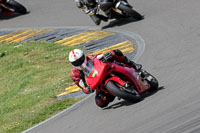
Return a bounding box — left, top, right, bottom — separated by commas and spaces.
84, 59, 94, 77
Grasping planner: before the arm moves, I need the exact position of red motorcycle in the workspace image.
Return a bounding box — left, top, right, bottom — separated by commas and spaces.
0, 0, 27, 16
85, 58, 159, 103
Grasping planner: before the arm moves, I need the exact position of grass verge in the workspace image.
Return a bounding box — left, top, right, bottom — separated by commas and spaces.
0, 41, 82, 133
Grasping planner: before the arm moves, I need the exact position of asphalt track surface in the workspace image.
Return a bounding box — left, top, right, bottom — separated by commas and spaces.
1, 0, 200, 133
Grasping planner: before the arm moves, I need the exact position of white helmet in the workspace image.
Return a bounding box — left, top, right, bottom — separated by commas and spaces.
69, 49, 87, 70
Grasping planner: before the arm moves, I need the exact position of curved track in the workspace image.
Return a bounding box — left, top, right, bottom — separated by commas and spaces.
1, 0, 200, 133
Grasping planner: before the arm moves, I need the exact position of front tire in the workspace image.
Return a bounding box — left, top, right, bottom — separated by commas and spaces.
118, 4, 143, 20
106, 81, 142, 103
7, 0, 27, 14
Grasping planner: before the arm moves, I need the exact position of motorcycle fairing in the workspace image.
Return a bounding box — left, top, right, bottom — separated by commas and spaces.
111, 64, 142, 92
85, 59, 109, 90
85, 58, 150, 94
104, 76, 126, 87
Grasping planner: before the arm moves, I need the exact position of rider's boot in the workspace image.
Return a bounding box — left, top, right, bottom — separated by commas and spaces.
124, 57, 142, 71
90, 14, 101, 25
96, 14, 108, 22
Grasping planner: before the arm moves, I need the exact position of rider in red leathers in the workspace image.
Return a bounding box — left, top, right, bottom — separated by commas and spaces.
69, 49, 142, 108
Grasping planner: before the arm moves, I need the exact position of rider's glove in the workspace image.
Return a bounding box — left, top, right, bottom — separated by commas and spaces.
99, 52, 113, 63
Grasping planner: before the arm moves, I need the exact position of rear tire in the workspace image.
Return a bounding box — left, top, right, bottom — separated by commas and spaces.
118, 4, 143, 20
106, 81, 142, 103
141, 69, 159, 92
7, 0, 27, 14
148, 75, 159, 92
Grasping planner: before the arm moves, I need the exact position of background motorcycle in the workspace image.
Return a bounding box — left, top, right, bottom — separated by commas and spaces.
0, 0, 27, 16
87, 0, 143, 23
84, 58, 159, 105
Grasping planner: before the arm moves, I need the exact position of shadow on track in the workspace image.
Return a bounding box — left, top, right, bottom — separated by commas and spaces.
103, 86, 165, 110
101, 17, 142, 29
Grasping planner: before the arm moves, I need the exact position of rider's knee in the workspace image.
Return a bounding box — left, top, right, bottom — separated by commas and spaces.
95, 92, 115, 108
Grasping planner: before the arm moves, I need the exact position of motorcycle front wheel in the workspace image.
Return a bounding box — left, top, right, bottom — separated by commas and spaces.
106, 81, 142, 103
7, 0, 27, 14
118, 4, 143, 20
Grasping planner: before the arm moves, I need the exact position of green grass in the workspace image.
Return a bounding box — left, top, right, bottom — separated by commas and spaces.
0, 41, 82, 133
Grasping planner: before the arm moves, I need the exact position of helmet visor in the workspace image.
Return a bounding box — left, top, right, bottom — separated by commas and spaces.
71, 54, 85, 67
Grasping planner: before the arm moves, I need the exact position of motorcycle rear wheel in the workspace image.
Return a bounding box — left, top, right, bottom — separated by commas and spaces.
106, 81, 142, 103
7, 0, 27, 14
147, 74, 159, 92
141, 69, 159, 92
118, 4, 143, 20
